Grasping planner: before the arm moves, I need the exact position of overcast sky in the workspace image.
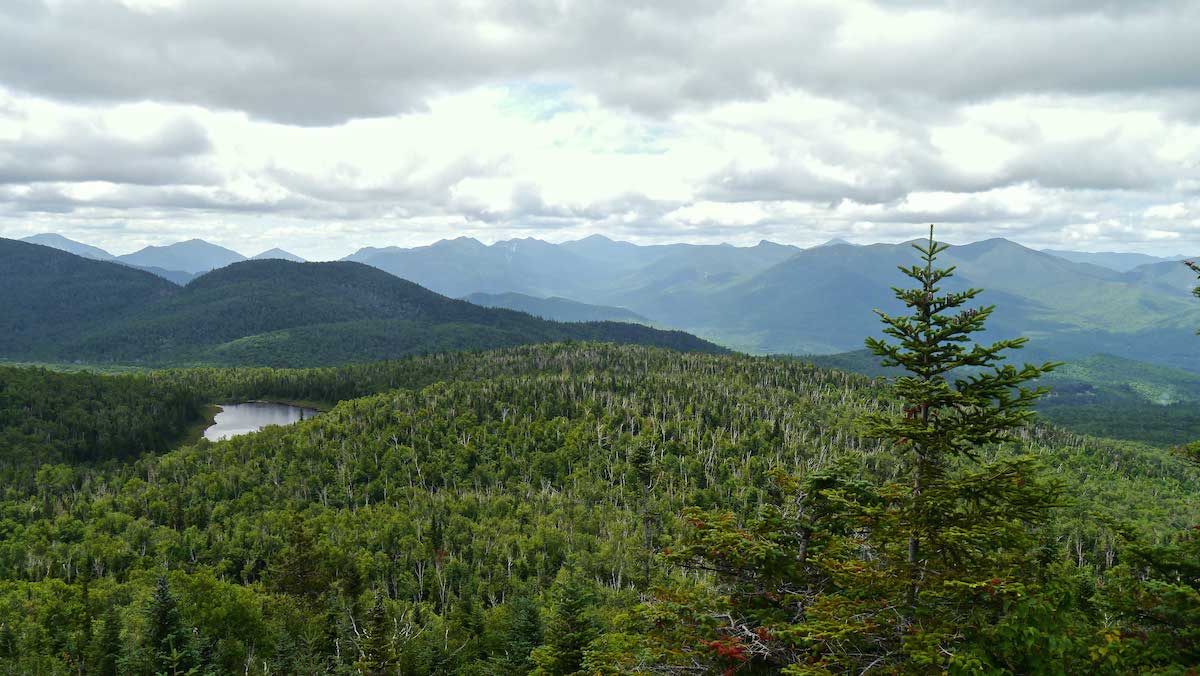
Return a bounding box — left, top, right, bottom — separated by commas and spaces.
2, 0, 1199, 259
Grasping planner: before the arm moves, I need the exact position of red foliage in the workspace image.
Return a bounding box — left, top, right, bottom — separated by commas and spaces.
704, 638, 749, 663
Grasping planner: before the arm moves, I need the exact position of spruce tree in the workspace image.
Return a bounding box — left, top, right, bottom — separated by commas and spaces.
494, 596, 542, 675
94, 604, 122, 676
268, 519, 331, 601
531, 569, 599, 675
357, 594, 394, 675
864, 225, 1062, 661
145, 576, 197, 676
629, 437, 657, 586
0, 622, 14, 659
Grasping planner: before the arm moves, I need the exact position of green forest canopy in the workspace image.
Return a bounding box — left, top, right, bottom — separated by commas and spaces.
0, 238, 1197, 673
0, 343, 1196, 673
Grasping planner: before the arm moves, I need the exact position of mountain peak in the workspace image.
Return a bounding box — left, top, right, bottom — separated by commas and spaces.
117, 239, 246, 274
576, 234, 616, 244
432, 237, 486, 250
815, 238, 854, 248
251, 247, 306, 262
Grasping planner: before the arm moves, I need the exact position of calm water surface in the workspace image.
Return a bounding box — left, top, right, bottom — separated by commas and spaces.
203, 402, 319, 441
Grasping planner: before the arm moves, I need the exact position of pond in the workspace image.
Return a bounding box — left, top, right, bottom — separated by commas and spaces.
202, 402, 319, 442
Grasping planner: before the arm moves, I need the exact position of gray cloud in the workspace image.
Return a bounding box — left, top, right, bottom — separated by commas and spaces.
1001, 137, 1176, 191
0, 117, 216, 186
2, 1, 1198, 125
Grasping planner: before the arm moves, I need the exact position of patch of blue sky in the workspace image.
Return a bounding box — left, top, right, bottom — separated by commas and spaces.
500, 81, 580, 120
500, 81, 672, 155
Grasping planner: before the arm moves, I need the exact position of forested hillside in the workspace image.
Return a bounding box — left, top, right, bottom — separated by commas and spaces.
0, 366, 205, 466
0, 240, 723, 367
0, 239, 178, 357
0, 344, 1195, 673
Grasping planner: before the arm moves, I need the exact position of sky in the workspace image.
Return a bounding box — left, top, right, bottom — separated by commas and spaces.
1, 0, 1200, 260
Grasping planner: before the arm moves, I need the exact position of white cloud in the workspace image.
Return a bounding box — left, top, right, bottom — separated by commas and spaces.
1, 1, 1200, 256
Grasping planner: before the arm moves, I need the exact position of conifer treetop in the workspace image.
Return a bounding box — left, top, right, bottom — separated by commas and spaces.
865, 225, 1060, 459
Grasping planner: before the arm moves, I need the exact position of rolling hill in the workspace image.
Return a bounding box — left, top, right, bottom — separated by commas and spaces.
1122, 258, 1198, 297
0, 239, 723, 367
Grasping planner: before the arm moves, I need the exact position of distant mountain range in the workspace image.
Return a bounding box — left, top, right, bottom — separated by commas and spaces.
0, 238, 722, 367
343, 236, 802, 301
1041, 248, 1189, 272
11, 231, 1200, 371
21, 233, 306, 285
338, 234, 1200, 370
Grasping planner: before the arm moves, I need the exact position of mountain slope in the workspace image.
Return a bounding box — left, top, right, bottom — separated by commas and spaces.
340, 235, 1200, 370
117, 238, 246, 274
0, 238, 179, 357
20, 232, 115, 260
0, 247, 723, 366
464, 292, 649, 323
1122, 258, 1198, 297
688, 238, 1200, 369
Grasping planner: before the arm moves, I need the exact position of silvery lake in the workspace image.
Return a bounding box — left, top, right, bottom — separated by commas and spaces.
203, 402, 319, 441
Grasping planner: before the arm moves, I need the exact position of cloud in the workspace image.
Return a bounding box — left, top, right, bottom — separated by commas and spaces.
1, 1, 1198, 125
2, 1, 1200, 257
0, 116, 215, 186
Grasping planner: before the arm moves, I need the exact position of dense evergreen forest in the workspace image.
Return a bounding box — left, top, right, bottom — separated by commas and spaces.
0, 343, 1196, 673
0, 235, 1196, 673
0, 366, 204, 465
